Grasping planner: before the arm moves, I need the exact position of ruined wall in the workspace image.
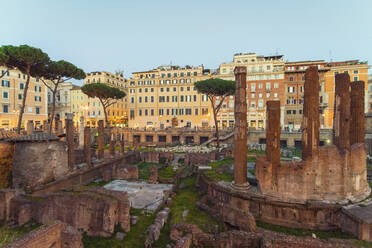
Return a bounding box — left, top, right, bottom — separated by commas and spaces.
9, 187, 130, 237
0, 141, 14, 188
256, 69, 370, 203
5, 221, 83, 248
140, 151, 174, 163
12, 141, 69, 190
184, 151, 217, 166
30, 152, 140, 196
199, 174, 341, 231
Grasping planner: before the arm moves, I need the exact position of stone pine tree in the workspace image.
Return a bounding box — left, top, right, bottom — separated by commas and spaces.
40, 60, 85, 133
194, 78, 235, 147
0, 48, 10, 78
0, 45, 50, 133
81, 83, 126, 127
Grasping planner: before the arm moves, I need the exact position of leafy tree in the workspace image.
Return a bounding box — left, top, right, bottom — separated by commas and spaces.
194, 78, 235, 147
40, 60, 85, 133
1, 45, 50, 133
81, 83, 126, 126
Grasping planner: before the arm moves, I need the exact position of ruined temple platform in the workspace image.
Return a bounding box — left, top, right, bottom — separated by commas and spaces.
104, 180, 173, 211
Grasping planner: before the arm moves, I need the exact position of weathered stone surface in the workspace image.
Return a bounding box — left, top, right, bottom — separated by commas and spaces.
12, 141, 69, 190
0, 141, 14, 188
233, 66, 248, 187
266, 101, 281, 166
334, 72, 351, 150
302, 66, 319, 160
9, 187, 131, 237
184, 151, 217, 166
84, 127, 92, 167
0, 189, 21, 222
149, 166, 158, 184
350, 81, 365, 145
5, 221, 83, 248
145, 208, 170, 247
65, 118, 75, 170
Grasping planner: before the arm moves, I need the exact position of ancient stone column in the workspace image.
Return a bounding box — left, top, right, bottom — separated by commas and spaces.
43, 120, 49, 132
65, 116, 75, 170
79, 116, 85, 148
334, 73, 351, 150
302, 66, 320, 160
109, 130, 115, 158
26, 120, 34, 135
98, 120, 104, 160
84, 126, 91, 167
119, 133, 125, 154
350, 81, 365, 145
266, 101, 281, 165
233, 66, 249, 188
57, 120, 63, 135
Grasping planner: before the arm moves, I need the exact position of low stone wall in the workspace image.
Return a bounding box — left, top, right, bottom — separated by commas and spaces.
5, 221, 83, 248
185, 151, 218, 166
31, 152, 140, 196
197, 173, 342, 231
140, 151, 174, 164
170, 223, 359, 248
74, 148, 96, 164
8, 187, 130, 237
0, 141, 14, 188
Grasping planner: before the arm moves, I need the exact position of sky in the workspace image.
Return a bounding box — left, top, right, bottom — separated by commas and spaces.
1, 0, 371, 84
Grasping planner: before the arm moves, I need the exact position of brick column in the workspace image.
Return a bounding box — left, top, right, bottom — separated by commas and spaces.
78, 116, 84, 148
233, 66, 249, 189
109, 130, 115, 158
26, 120, 34, 135
119, 133, 125, 154
97, 120, 104, 160
350, 81, 365, 145
84, 127, 91, 167
334, 73, 351, 150
266, 101, 281, 165
65, 115, 75, 170
302, 66, 319, 160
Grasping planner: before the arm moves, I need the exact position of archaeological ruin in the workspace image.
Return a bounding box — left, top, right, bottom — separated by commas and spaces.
1, 66, 372, 248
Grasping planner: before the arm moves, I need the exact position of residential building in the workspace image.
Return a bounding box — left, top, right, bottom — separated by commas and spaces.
127, 65, 214, 129
47, 81, 75, 127
217, 53, 285, 129
284, 61, 329, 131
70, 71, 128, 127
323, 60, 370, 128
0, 66, 48, 130
368, 75, 372, 113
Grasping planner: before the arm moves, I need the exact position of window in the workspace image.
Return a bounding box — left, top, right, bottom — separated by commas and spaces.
195, 108, 198, 115
354, 76, 358, 82
185, 108, 192, 115
166, 88, 170, 92
151, 96, 154, 102
139, 109, 142, 116
274, 83, 278, 89
173, 79, 177, 84
151, 109, 154, 116
3, 105, 8, 113
251, 93, 255, 98
266, 82, 271, 90
251, 83, 256, 92
145, 109, 148, 116
193, 95, 196, 102
173, 73, 177, 77
289, 77, 293, 81
1, 80, 10, 87
259, 83, 263, 89
274, 93, 278, 98
18, 94, 22, 100
145, 96, 148, 103
3, 91, 8, 99
139, 97, 142, 103
36, 107, 40, 114
173, 87, 176, 92
180, 95, 184, 102
159, 109, 164, 115
187, 72, 191, 76
193, 72, 197, 76
179, 108, 184, 115
354, 70, 359, 74
131, 97, 134, 103
20, 83, 24, 89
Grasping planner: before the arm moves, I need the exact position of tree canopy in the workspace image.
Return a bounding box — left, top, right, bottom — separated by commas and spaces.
194, 78, 235, 147
194, 78, 235, 97
0, 45, 50, 133
40, 60, 85, 133
81, 83, 126, 126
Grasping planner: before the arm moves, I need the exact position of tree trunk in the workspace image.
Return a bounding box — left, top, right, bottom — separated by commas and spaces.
17, 65, 30, 134
100, 99, 109, 128
210, 99, 220, 147
49, 87, 57, 134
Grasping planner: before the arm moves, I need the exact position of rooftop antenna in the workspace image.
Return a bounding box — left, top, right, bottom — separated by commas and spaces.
329, 50, 333, 62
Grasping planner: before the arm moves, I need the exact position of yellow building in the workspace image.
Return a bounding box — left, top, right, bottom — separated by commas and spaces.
70, 71, 128, 127
323, 60, 370, 128
127, 65, 214, 129
216, 53, 285, 129
0, 66, 48, 130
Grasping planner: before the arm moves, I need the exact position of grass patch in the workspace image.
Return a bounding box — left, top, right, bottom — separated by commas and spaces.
0, 221, 41, 246
247, 156, 256, 162
136, 162, 163, 180
170, 176, 225, 233
204, 158, 234, 182
85, 180, 109, 187
248, 169, 255, 176
248, 149, 265, 155
158, 166, 178, 179
257, 220, 354, 240
353, 240, 372, 247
